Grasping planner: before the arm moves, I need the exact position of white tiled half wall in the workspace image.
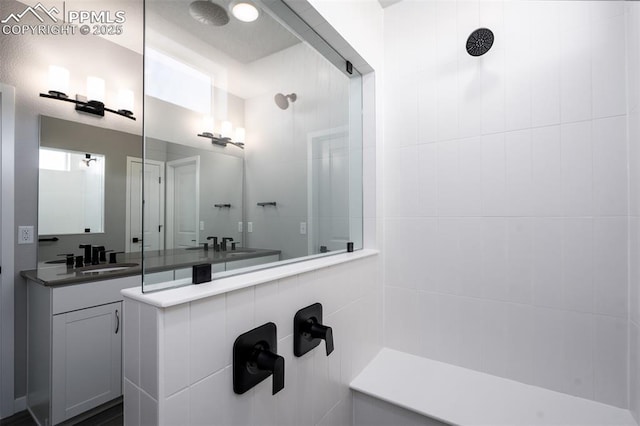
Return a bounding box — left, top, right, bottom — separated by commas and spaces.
123, 256, 381, 425
383, 0, 632, 409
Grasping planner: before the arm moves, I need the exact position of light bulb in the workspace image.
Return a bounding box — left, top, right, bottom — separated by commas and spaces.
221, 121, 233, 138
231, 2, 259, 22
202, 116, 215, 134
118, 89, 134, 113
48, 65, 69, 97
234, 127, 245, 144
86, 76, 105, 102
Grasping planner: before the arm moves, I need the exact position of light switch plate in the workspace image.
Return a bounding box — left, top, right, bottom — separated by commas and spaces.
200, 221, 204, 231
248, 222, 253, 233
238, 221, 243, 232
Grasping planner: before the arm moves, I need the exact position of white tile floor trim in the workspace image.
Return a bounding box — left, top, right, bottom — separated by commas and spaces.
350, 348, 636, 426
121, 249, 378, 308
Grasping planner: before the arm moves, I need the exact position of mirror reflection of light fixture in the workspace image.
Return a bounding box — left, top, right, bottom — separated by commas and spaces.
47, 65, 70, 98
81, 153, 97, 167
197, 119, 245, 149
230, 1, 260, 22
39, 66, 136, 120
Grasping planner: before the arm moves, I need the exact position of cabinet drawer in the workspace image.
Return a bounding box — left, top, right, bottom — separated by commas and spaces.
52, 275, 139, 315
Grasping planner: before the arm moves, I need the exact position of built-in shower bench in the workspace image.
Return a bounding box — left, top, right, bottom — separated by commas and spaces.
350, 348, 635, 426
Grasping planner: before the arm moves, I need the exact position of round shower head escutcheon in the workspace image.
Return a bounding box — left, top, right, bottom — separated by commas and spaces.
466, 28, 494, 57
189, 0, 230, 26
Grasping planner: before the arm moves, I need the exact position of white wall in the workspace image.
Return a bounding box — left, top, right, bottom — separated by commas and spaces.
0, 0, 143, 401
123, 255, 382, 425
383, 0, 629, 409
627, 2, 640, 422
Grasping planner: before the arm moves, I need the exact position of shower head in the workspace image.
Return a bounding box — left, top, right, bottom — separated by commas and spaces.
189, 0, 230, 26
274, 93, 297, 110
466, 28, 494, 57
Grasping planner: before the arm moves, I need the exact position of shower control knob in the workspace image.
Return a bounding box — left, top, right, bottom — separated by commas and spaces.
293, 303, 334, 357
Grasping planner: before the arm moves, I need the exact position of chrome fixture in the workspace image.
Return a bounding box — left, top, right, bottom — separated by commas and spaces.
274, 93, 297, 110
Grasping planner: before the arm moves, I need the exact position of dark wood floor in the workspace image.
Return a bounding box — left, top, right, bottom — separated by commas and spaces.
0, 403, 123, 426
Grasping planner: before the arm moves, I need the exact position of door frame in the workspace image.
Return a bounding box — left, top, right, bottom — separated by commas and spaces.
0, 83, 15, 418
166, 156, 200, 249
306, 126, 348, 255
125, 157, 165, 252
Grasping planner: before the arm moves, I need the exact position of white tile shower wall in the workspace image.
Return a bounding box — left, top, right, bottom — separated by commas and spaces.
627, 3, 640, 423
123, 255, 381, 425
383, 0, 630, 409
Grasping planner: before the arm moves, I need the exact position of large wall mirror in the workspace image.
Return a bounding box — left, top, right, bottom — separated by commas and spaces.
142, 0, 363, 291
38, 116, 143, 263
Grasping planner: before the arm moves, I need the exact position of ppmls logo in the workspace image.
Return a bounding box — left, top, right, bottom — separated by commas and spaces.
1, 2, 59, 24
2, 2, 126, 36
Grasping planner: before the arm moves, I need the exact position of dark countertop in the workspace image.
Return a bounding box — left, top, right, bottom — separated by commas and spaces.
21, 247, 281, 287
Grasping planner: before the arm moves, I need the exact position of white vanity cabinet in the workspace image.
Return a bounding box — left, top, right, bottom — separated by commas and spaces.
27, 275, 139, 426
51, 301, 122, 424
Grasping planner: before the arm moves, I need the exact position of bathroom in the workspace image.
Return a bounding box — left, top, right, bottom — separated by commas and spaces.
1, 0, 640, 425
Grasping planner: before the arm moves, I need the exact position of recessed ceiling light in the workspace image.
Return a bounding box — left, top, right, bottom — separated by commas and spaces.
231, 2, 260, 23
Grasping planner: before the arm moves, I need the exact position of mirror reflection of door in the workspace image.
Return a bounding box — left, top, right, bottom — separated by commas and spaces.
126, 157, 165, 252
309, 129, 350, 253
166, 156, 200, 249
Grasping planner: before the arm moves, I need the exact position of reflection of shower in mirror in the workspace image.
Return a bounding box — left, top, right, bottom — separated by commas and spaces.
274, 93, 297, 110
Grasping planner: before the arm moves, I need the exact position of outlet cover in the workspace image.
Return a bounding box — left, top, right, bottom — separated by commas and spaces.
248, 222, 253, 233
238, 221, 243, 232
18, 226, 34, 244
300, 222, 307, 235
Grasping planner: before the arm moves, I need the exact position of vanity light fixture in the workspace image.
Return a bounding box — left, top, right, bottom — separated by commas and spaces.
230, 1, 260, 22
39, 66, 136, 120
197, 118, 245, 149
197, 131, 245, 149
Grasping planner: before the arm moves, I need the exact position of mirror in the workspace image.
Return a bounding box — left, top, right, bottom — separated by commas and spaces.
38, 116, 142, 263
38, 148, 105, 235
143, 0, 363, 291
37, 116, 244, 268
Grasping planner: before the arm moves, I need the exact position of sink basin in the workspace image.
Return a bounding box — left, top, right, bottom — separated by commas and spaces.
78, 263, 139, 274
224, 251, 254, 257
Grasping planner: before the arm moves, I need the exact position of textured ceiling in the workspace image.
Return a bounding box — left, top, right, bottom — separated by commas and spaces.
147, 0, 301, 64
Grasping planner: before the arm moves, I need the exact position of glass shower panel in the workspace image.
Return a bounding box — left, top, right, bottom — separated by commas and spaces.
142, 0, 363, 292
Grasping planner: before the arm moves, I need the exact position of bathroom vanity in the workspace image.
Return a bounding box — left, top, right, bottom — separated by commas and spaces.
25, 275, 137, 426
22, 247, 280, 425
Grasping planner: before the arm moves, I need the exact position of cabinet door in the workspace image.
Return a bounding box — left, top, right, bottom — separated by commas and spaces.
52, 302, 122, 424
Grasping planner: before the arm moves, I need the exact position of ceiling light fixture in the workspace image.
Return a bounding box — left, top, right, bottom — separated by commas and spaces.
230, 1, 260, 22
